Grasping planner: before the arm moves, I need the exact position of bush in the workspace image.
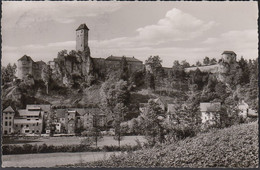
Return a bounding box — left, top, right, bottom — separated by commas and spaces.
2, 143, 141, 155
74, 122, 258, 168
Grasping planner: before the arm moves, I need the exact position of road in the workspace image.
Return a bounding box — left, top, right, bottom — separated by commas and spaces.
2, 151, 119, 167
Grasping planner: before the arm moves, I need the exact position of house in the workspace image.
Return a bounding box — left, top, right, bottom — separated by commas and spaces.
53, 107, 105, 134
238, 100, 258, 119
149, 97, 168, 111
2, 106, 15, 135
14, 107, 43, 134
55, 109, 67, 133
200, 102, 221, 125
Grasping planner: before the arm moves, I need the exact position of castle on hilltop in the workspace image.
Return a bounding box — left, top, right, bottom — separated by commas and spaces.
17, 23, 237, 84
17, 24, 143, 83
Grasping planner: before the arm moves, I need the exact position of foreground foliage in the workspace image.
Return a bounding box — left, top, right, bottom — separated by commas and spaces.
72, 122, 258, 168
2, 143, 141, 155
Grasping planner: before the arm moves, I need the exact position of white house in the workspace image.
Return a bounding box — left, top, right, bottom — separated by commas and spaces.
200, 102, 221, 124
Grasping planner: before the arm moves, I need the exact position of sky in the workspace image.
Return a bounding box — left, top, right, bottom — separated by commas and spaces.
1, 1, 258, 67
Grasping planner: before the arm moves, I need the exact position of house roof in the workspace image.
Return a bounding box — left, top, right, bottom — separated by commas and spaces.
222, 51, 236, 55
200, 102, 221, 112
3, 106, 15, 113
76, 24, 89, 31
27, 105, 51, 112
18, 109, 41, 117
106, 56, 142, 63
18, 55, 33, 61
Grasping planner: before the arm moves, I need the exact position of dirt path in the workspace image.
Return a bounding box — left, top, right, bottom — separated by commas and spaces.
2, 151, 119, 167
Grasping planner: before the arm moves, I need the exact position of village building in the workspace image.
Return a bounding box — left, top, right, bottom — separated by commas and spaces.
238, 100, 258, 119
53, 107, 106, 134
200, 102, 221, 125
14, 107, 44, 134
2, 106, 16, 135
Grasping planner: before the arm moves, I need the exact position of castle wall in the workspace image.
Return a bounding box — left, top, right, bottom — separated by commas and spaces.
184, 64, 219, 73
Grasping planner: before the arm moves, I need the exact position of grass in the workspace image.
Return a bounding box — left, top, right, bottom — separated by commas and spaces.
70, 121, 258, 168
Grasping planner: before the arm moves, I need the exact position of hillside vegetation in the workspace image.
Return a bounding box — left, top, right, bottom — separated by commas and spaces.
72, 121, 258, 168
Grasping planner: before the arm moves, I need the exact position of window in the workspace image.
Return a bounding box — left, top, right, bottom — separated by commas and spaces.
9, 122, 11, 126
26, 124, 29, 127
32, 130, 34, 133
36, 122, 39, 126
5, 122, 7, 126
5, 117, 8, 119
36, 130, 39, 133
16, 125, 18, 128
9, 128, 11, 132
21, 125, 23, 128
9, 117, 12, 119
33, 124, 35, 126
25, 130, 29, 133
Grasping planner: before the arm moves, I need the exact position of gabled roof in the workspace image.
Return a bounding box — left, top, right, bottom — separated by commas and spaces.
222, 51, 236, 55
106, 56, 142, 63
3, 106, 15, 113
18, 55, 33, 61
200, 102, 221, 112
76, 24, 89, 31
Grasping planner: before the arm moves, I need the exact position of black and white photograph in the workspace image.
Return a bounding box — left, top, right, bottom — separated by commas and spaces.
1, 1, 258, 168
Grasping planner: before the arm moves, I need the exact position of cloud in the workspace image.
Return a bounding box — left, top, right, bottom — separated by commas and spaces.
88, 8, 216, 50
136, 8, 216, 43
2, 1, 125, 28
202, 29, 258, 58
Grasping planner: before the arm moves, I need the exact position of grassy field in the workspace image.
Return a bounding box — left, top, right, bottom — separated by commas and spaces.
71, 122, 258, 168
2, 152, 120, 167
3, 136, 146, 147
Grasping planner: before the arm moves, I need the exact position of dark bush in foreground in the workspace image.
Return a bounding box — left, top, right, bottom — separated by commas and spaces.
71, 122, 258, 168
2, 143, 141, 155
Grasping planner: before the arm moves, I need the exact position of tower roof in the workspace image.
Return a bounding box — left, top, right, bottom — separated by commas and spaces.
222, 51, 236, 55
76, 24, 89, 31
18, 55, 33, 61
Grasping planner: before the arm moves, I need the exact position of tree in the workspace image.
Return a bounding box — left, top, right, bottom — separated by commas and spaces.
41, 65, 51, 94
100, 79, 130, 129
196, 61, 202, 66
173, 60, 180, 67
145, 55, 162, 69
113, 103, 127, 148
203, 56, 210, 65
210, 58, 217, 65
181, 60, 190, 68
143, 101, 165, 145
120, 57, 129, 81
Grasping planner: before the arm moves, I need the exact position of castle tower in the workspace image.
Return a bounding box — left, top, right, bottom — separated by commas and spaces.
17, 55, 34, 79
221, 51, 237, 63
76, 24, 89, 52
